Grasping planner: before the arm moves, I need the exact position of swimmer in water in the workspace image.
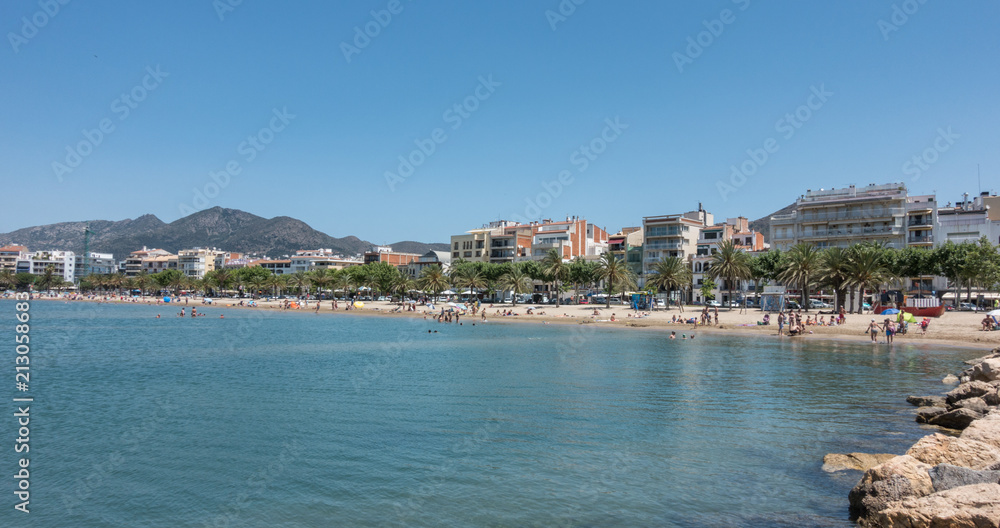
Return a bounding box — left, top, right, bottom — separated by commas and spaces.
670, 331, 675, 339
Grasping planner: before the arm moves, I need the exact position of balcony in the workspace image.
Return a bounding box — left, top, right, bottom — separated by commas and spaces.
907, 219, 933, 228
798, 226, 905, 239
645, 241, 683, 250
907, 234, 934, 245
797, 207, 905, 223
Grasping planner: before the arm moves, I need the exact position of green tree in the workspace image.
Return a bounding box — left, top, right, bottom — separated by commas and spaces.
417, 264, 449, 299
708, 240, 751, 309
819, 246, 851, 312
499, 265, 533, 306
700, 278, 717, 301
0, 269, 17, 290
645, 256, 691, 308
540, 249, 567, 307
309, 269, 332, 299
777, 243, 822, 311
288, 271, 310, 298
595, 252, 636, 309
846, 245, 892, 311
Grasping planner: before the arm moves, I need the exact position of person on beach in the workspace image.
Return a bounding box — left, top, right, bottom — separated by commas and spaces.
868, 319, 879, 342
885, 319, 895, 344
839, 306, 846, 325
191, 307, 197, 317
777, 312, 784, 336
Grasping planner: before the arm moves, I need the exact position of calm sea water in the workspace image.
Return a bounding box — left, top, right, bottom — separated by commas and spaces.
0, 300, 978, 527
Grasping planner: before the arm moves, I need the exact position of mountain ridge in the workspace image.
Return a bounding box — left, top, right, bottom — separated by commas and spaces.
0, 207, 448, 260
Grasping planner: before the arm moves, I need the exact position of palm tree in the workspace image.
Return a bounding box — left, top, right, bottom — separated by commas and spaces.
332, 269, 354, 300
499, 265, 533, 306
418, 264, 450, 299
135, 270, 151, 298
708, 240, 751, 310
0, 269, 16, 291
211, 268, 233, 296
645, 256, 692, 308
846, 245, 893, 312
540, 249, 567, 307
392, 272, 415, 300
596, 252, 637, 309
168, 272, 187, 296
267, 274, 288, 298
246, 274, 267, 299
819, 246, 851, 312
36, 265, 57, 293
451, 266, 486, 302
288, 271, 310, 299
777, 243, 822, 310
309, 269, 332, 299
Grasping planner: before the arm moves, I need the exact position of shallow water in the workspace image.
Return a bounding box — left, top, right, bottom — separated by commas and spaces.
0, 300, 978, 527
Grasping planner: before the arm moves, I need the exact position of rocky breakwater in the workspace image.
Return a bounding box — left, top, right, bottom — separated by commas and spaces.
848, 348, 1000, 527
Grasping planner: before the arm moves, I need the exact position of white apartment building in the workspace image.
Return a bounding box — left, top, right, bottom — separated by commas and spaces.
74, 252, 116, 276
770, 183, 909, 251
0, 245, 29, 271
641, 207, 711, 286
24, 250, 76, 283
177, 248, 226, 279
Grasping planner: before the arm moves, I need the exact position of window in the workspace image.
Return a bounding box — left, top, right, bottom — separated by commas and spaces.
704, 232, 717, 239
463, 251, 472, 258
453, 252, 459, 258
476, 240, 484, 249
453, 243, 458, 250
475, 251, 481, 257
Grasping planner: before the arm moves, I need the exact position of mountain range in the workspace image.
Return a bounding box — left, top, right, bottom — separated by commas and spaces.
0, 207, 448, 260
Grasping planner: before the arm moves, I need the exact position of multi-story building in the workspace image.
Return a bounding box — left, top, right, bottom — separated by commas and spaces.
141, 255, 178, 274
608, 227, 643, 276
936, 192, 1000, 245
363, 246, 421, 267
24, 250, 76, 283
641, 207, 710, 283
257, 259, 292, 275
74, 252, 116, 277
689, 217, 766, 304
124, 247, 173, 276
451, 217, 608, 264
0, 245, 29, 271
407, 250, 452, 278
290, 249, 362, 273
770, 183, 909, 251
177, 248, 227, 279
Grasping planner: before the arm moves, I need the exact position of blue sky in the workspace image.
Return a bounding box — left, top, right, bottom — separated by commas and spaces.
3, 0, 998, 243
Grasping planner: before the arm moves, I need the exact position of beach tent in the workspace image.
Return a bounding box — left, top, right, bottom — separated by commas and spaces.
880, 308, 900, 315
898, 312, 917, 323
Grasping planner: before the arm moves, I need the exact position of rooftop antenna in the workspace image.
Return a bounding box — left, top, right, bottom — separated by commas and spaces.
978, 164, 981, 196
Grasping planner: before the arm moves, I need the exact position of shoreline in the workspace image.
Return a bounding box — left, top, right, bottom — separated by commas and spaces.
25, 294, 1000, 349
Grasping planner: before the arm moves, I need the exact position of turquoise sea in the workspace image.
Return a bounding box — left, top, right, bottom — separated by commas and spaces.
0, 300, 978, 527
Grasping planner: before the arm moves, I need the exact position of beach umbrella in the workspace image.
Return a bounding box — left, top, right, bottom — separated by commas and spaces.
354, 301, 364, 308
880, 308, 900, 315
987, 309, 1000, 317
163, 297, 171, 303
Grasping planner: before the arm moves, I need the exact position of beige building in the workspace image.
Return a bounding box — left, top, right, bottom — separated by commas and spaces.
642, 207, 711, 280
141, 254, 178, 274
125, 247, 173, 276
0, 245, 29, 271
177, 248, 227, 279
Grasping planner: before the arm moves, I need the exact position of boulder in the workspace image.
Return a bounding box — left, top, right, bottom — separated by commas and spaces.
942, 374, 959, 385
866, 483, 1000, 528
849, 455, 934, 521
822, 453, 897, 472
965, 351, 1000, 365
972, 358, 1000, 383
986, 388, 1000, 406
952, 396, 990, 414
928, 464, 1000, 492
906, 433, 1000, 470
961, 410, 1000, 449
928, 408, 982, 430
907, 395, 946, 407
915, 406, 948, 424
945, 381, 995, 405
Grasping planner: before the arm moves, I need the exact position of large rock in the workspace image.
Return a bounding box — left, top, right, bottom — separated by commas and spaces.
866, 483, 1000, 528
822, 453, 897, 472
953, 396, 990, 414
928, 464, 1000, 492
915, 406, 948, 424
906, 433, 1000, 470
927, 408, 982, 430
962, 410, 1000, 449
986, 388, 1000, 406
972, 358, 1000, 383
942, 374, 959, 385
945, 381, 995, 405
965, 351, 1000, 365
907, 395, 946, 407
849, 455, 934, 521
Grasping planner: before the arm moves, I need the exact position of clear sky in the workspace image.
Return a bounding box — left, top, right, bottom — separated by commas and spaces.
3, 0, 998, 243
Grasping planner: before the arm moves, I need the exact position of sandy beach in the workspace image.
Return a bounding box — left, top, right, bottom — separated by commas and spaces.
29, 294, 1000, 348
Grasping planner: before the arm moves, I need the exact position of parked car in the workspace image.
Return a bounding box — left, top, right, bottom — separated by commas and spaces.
377, 296, 388, 302
727, 301, 741, 307
655, 300, 666, 308
786, 301, 801, 310
959, 302, 979, 311
707, 300, 722, 307
809, 299, 831, 309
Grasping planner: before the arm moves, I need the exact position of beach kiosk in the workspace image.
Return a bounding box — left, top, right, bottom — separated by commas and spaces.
759, 286, 787, 313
